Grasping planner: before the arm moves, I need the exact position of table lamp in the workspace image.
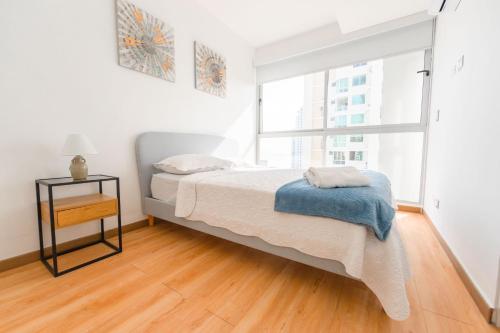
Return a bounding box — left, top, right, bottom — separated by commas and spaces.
62, 134, 98, 180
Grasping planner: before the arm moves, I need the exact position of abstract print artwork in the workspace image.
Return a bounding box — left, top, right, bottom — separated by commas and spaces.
116, 0, 175, 82
194, 42, 226, 98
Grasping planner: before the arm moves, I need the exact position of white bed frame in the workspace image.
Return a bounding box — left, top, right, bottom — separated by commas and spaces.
135, 132, 352, 279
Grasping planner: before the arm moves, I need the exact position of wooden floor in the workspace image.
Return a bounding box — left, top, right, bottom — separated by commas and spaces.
0, 212, 498, 332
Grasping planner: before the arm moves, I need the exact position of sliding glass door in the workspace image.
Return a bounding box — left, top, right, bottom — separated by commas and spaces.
257, 49, 432, 204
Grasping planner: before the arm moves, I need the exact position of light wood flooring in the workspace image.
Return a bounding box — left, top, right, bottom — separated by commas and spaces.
0, 212, 498, 332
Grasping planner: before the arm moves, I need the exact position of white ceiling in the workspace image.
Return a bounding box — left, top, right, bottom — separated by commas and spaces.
195, 0, 338, 47
195, 0, 432, 47
335, 0, 431, 33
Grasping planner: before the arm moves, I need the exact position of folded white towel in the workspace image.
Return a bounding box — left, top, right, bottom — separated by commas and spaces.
304, 166, 370, 188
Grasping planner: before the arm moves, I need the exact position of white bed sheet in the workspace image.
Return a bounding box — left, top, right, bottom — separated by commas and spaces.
175, 168, 411, 321
151, 172, 187, 204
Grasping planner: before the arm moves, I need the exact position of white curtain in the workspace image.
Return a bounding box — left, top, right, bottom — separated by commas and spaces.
256, 21, 433, 84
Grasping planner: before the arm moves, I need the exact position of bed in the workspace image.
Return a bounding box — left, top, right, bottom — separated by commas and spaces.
136, 132, 411, 320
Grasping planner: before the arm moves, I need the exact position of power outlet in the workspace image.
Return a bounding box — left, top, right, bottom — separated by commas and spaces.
452, 55, 464, 75
456, 55, 465, 72
434, 199, 440, 209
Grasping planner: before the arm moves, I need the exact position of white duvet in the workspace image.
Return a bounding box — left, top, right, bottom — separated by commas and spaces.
175, 168, 411, 320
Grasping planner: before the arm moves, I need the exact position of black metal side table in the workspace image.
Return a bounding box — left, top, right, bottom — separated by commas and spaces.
35, 175, 122, 277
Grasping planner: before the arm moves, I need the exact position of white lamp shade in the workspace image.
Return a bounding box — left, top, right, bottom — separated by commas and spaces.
62, 134, 98, 156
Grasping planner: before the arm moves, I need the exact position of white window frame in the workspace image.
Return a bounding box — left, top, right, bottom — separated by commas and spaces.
256, 49, 433, 205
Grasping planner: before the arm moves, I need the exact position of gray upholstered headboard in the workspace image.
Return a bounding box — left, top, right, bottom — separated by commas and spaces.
135, 132, 238, 212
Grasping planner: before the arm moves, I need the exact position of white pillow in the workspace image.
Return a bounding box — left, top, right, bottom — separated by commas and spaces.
153, 154, 234, 175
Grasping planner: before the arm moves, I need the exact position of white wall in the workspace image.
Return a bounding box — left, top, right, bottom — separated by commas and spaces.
425, 0, 500, 306
0, 0, 256, 260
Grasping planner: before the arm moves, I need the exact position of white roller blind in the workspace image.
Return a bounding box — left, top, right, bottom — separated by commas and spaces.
256, 21, 433, 84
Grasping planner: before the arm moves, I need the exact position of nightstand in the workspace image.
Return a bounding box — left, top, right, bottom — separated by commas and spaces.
35, 175, 122, 277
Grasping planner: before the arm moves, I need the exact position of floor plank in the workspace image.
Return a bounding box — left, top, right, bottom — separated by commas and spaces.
0, 213, 497, 332
397, 212, 487, 327
424, 310, 477, 333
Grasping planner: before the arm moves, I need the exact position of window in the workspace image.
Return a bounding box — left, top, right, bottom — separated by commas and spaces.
332, 135, 347, 147
349, 151, 364, 161
259, 136, 323, 169
336, 78, 348, 93
327, 51, 425, 127
350, 135, 364, 143
351, 94, 365, 105
350, 114, 365, 125
325, 133, 424, 202
258, 49, 430, 203
261, 71, 325, 132
352, 74, 366, 86
332, 151, 346, 165
336, 97, 348, 112
333, 115, 347, 128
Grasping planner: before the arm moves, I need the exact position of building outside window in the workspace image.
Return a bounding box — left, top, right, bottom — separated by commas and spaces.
352, 74, 366, 86
333, 151, 346, 165
350, 135, 364, 142
350, 114, 365, 124
332, 135, 347, 147
334, 115, 347, 127
353, 62, 367, 68
336, 97, 348, 112
336, 78, 349, 93
352, 94, 365, 105
350, 151, 364, 161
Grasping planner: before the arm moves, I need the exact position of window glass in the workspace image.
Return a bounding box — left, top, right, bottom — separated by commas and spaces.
336, 78, 349, 93
333, 115, 347, 128
259, 136, 323, 169
350, 135, 364, 143
352, 94, 366, 105
261, 72, 325, 132
332, 135, 347, 147
325, 132, 424, 202
352, 74, 366, 86
336, 97, 348, 112
327, 50, 425, 128
349, 151, 364, 161
259, 49, 428, 203
350, 114, 365, 125
328, 151, 346, 165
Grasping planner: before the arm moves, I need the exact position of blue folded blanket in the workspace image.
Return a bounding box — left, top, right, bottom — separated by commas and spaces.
274, 171, 395, 241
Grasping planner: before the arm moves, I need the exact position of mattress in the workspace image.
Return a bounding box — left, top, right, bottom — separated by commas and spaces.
151, 172, 187, 204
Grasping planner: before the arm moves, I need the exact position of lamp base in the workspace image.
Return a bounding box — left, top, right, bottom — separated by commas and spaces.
69, 155, 88, 180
